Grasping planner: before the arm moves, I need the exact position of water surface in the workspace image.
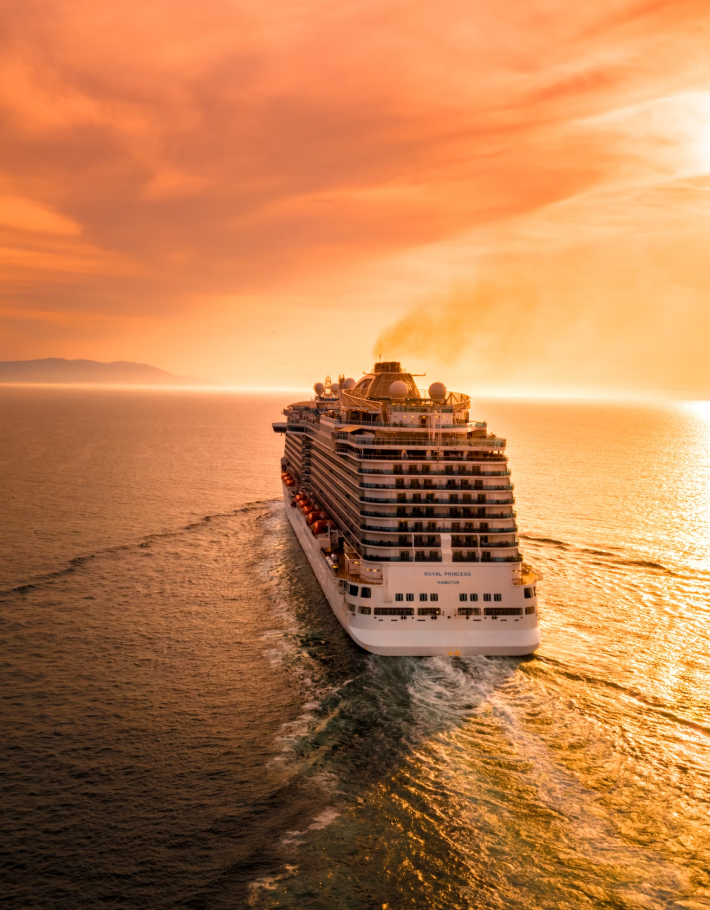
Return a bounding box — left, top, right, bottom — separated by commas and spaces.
1, 389, 709, 909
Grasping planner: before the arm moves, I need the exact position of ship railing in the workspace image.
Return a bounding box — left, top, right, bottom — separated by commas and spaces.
336, 450, 507, 463
359, 496, 516, 507
360, 553, 522, 564
359, 502, 517, 515
360, 524, 517, 534
335, 432, 505, 448
360, 482, 512, 493
358, 469, 511, 479
361, 538, 519, 550
334, 447, 507, 460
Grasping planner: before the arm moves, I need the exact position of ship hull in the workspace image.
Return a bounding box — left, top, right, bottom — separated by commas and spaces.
283, 484, 541, 657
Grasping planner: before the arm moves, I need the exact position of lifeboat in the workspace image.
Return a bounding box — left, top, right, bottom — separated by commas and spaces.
307, 511, 325, 525
312, 520, 334, 535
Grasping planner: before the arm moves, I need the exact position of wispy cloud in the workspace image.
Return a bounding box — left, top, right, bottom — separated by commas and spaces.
1, 0, 710, 390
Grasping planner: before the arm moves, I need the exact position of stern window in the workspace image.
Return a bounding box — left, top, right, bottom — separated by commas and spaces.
348, 584, 359, 596
361, 587, 372, 598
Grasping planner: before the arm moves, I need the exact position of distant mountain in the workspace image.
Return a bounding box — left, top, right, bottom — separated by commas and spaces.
0, 358, 214, 386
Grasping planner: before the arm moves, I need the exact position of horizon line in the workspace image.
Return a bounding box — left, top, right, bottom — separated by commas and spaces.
0, 381, 708, 402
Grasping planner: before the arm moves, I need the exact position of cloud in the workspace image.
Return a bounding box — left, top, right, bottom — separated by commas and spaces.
1, 0, 710, 389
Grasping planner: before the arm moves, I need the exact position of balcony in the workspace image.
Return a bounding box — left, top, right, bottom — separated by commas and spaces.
335, 432, 506, 449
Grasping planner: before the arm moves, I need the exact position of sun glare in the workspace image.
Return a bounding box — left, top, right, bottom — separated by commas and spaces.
685, 401, 710, 421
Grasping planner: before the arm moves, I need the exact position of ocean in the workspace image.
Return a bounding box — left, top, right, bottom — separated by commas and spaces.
1, 387, 709, 909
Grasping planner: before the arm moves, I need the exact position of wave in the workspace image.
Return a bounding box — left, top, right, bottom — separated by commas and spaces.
520, 534, 570, 548
614, 557, 675, 574
533, 656, 710, 739
0, 499, 280, 597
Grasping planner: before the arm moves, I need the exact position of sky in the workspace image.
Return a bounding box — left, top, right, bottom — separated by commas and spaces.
2, 0, 710, 396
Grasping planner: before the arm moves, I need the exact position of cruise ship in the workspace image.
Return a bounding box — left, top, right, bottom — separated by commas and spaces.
273, 362, 540, 656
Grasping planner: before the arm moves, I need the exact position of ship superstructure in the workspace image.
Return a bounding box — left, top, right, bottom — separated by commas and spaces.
273, 362, 540, 656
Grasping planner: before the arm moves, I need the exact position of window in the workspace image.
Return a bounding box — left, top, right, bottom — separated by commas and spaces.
430, 593, 438, 602
494, 593, 502, 602
470, 593, 478, 602
348, 584, 359, 596
359, 605, 372, 614
484, 607, 522, 616
419, 593, 428, 602
375, 607, 414, 616
347, 602, 356, 613
459, 593, 468, 602
525, 605, 536, 615
524, 587, 533, 599
361, 587, 372, 599
483, 593, 492, 602
457, 607, 481, 617
406, 593, 414, 602
395, 593, 403, 602
399, 551, 409, 560
418, 607, 441, 616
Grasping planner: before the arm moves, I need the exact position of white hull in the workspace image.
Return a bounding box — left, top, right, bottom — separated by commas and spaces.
284, 484, 541, 657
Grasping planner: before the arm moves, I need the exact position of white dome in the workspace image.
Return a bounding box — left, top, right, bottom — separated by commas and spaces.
342, 377, 356, 390
313, 382, 325, 395
428, 382, 447, 401
330, 382, 340, 395
389, 380, 408, 399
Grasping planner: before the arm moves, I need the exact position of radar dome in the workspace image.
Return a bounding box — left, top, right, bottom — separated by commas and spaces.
331, 382, 340, 395
389, 380, 408, 399
313, 382, 325, 396
343, 377, 356, 390
428, 382, 447, 401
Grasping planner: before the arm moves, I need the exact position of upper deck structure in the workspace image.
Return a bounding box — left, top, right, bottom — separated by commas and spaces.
274, 362, 540, 656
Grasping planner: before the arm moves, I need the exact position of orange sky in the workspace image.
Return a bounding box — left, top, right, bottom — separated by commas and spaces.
2, 0, 710, 395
